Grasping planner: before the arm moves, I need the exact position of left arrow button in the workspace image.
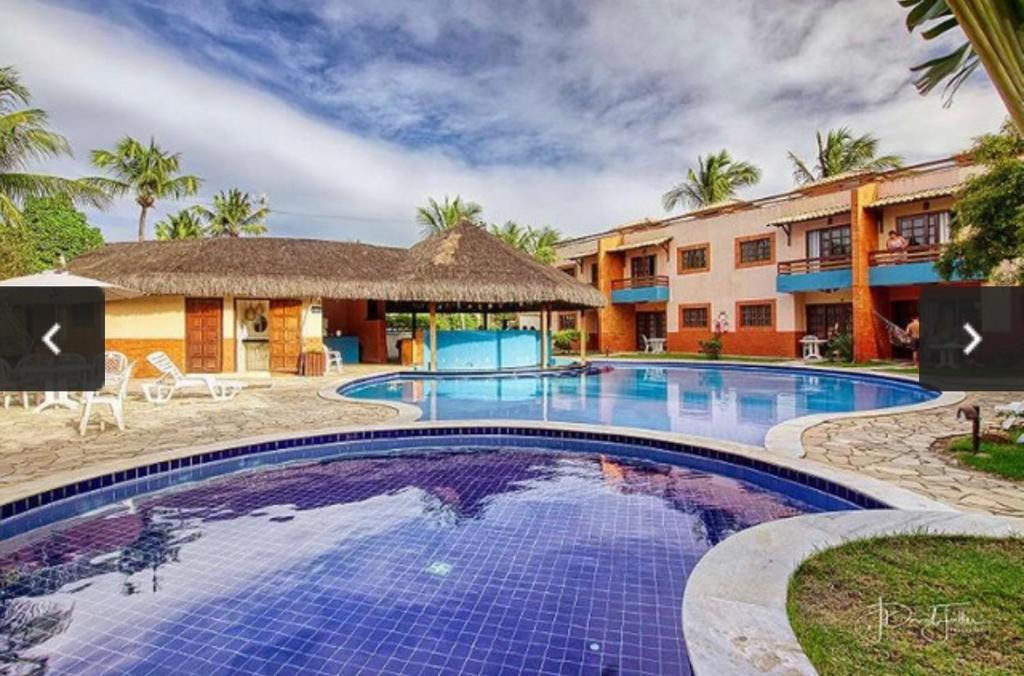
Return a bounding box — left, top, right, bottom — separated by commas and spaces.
43, 323, 62, 356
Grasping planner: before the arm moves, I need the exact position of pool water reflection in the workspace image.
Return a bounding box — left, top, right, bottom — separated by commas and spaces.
0, 448, 834, 675
342, 363, 937, 445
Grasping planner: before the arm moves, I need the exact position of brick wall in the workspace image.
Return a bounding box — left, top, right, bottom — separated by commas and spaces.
106, 338, 187, 378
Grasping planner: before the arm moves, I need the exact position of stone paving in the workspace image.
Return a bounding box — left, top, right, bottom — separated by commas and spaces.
0, 365, 400, 496
802, 391, 1024, 518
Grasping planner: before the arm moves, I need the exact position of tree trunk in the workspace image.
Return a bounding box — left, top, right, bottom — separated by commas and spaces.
137, 205, 149, 242
947, 1, 1024, 133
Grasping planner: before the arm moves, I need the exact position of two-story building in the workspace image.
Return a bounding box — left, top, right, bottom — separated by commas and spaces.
554, 156, 979, 361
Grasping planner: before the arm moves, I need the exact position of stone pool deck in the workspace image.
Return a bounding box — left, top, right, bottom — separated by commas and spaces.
802, 391, 1024, 518
0, 365, 401, 497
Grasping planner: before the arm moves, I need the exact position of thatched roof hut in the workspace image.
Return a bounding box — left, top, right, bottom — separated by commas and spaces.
68, 223, 605, 311
390, 220, 605, 311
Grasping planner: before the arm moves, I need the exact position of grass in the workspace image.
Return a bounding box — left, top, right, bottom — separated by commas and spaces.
948, 434, 1024, 481
788, 535, 1024, 676
817, 359, 919, 375
605, 351, 789, 363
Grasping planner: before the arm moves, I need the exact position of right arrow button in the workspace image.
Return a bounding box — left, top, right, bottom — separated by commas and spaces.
962, 322, 982, 356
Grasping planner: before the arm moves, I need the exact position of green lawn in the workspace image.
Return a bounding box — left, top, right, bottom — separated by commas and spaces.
816, 359, 919, 375
605, 351, 789, 363
789, 535, 1024, 675
948, 435, 1024, 481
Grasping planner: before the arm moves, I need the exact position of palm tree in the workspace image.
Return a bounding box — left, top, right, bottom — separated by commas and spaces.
197, 189, 269, 237
488, 221, 563, 263
489, 220, 533, 250
662, 150, 761, 211
154, 208, 205, 240
901, 0, 1024, 132
415, 196, 483, 236
788, 128, 903, 185
0, 66, 111, 225
91, 136, 201, 241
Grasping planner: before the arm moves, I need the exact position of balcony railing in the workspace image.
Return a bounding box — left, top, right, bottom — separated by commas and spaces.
869, 244, 942, 266
777, 255, 852, 276
611, 275, 669, 290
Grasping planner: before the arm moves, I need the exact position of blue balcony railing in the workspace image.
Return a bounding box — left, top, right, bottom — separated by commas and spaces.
776, 255, 852, 293
868, 245, 944, 286
611, 276, 670, 304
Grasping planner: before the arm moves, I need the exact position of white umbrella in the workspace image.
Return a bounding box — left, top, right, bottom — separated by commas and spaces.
0, 270, 142, 301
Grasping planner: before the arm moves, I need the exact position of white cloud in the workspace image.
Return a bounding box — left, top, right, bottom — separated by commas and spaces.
0, 0, 1008, 245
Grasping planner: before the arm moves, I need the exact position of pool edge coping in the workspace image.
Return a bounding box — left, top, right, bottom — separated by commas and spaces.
682, 509, 1024, 676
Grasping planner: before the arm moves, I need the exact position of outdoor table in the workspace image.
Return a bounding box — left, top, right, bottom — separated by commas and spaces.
800, 335, 828, 361
647, 338, 667, 354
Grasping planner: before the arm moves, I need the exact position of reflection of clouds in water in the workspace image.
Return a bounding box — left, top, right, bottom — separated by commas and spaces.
2, 450, 816, 674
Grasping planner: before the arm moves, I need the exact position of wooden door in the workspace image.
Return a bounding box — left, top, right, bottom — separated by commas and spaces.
185, 298, 223, 373
270, 299, 302, 372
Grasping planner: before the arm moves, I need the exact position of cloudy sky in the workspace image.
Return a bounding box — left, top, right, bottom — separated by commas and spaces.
1, 0, 1007, 245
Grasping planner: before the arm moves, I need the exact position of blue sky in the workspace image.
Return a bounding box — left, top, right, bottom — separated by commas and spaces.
1, 0, 1007, 244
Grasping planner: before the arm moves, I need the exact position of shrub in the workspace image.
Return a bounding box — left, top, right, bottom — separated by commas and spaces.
827, 331, 854, 363
698, 335, 723, 360
553, 329, 580, 351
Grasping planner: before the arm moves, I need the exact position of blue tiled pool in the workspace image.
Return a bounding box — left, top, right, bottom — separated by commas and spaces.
341, 363, 938, 445
0, 438, 858, 675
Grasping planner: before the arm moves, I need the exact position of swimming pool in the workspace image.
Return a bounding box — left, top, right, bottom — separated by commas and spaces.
0, 433, 862, 675
341, 362, 939, 445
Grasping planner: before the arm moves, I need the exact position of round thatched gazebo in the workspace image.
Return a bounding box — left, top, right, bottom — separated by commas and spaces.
389, 220, 606, 370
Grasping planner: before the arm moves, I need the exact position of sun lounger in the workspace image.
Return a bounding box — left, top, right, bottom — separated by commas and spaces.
144, 352, 245, 403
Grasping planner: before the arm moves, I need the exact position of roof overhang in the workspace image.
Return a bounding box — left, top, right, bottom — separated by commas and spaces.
866, 186, 959, 209
604, 236, 673, 253
765, 204, 851, 228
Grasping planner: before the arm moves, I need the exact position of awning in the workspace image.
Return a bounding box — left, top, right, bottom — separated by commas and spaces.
604, 236, 673, 253
766, 204, 850, 228
866, 186, 959, 209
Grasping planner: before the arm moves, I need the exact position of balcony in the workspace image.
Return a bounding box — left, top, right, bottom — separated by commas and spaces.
776, 255, 852, 293
611, 276, 670, 304
868, 245, 944, 286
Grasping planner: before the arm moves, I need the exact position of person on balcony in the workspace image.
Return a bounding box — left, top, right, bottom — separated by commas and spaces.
886, 230, 909, 262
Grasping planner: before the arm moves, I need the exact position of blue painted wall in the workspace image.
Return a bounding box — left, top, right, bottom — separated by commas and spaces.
423, 330, 553, 370
324, 336, 360, 364
776, 268, 852, 293
869, 261, 947, 286
611, 286, 670, 304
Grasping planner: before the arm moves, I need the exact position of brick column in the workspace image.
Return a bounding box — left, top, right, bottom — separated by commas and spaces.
851, 183, 888, 362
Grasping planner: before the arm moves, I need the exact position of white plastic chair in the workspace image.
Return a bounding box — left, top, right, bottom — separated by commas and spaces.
641, 335, 652, 353
323, 344, 344, 374
79, 359, 135, 435
0, 358, 30, 410
143, 351, 244, 403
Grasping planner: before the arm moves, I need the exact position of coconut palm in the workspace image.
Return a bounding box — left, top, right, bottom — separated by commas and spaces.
91, 136, 201, 241
662, 150, 761, 211
488, 221, 563, 264
0, 66, 111, 225
530, 226, 561, 265
415, 196, 483, 236
900, 0, 1024, 132
489, 220, 532, 250
196, 189, 269, 238
787, 128, 903, 185
154, 208, 205, 240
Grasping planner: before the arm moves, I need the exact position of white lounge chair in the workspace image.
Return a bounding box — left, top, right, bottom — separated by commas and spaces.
995, 401, 1024, 430
79, 357, 135, 435
323, 344, 344, 374
143, 352, 244, 403
641, 335, 652, 353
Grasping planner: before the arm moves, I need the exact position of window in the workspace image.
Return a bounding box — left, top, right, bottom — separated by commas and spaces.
735, 235, 774, 267
558, 313, 577, 330
896, 211, 950, 246
738, 301, 774, 329
677, 243, 710, 274
806, 225, 851, 259
590, 263, 599, 287
679, 304, 710, 329
630, 254, 656, 279
806, 303, 852, 339
366, 301, 382, 321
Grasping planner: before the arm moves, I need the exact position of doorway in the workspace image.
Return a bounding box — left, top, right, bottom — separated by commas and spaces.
185, 298, 223, 373
890, 300, 918, 360
269, 299, 302, 373
635, 312, 666, 350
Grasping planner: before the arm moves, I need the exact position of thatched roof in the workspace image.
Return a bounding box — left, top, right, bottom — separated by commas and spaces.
394, 220, 605, 310
68, 224, 605, 310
